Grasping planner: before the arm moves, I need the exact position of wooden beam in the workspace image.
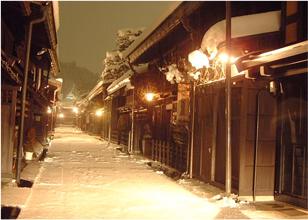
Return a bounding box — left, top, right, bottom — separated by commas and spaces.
20, 2, 31, 16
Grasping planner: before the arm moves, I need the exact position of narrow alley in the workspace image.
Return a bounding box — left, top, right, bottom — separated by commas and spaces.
17, 126, 223, 219
2, 126, 307, 219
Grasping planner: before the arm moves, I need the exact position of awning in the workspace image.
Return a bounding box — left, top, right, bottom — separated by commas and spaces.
234, 40, 308, 79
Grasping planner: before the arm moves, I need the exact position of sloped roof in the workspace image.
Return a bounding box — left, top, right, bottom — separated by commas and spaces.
123, 0, 207, 63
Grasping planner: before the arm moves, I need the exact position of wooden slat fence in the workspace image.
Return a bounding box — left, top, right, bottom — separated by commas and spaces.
120, 131, 129, 148
110, 130, 118, 144
152, 140, 187, 173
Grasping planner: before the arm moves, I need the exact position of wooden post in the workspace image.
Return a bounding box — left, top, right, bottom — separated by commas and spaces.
151, 140, 155, 160
167, 142, 170, 166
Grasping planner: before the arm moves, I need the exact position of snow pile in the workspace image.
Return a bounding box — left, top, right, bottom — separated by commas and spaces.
44, 157, 53, 162
101, 50, 128, 81
215, 194, 238, 208
201, 10, 281, 59
107, 63, 148, 94
116, 27, 145, 50
163, 64, 183, 84
101, 27, 145, 81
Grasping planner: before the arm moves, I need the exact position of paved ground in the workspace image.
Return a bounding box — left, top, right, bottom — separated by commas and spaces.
2, 126, 308, 219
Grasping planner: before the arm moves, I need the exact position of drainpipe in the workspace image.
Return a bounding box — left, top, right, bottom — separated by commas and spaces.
253, 89, 261, 202
189, 81, 196, 178
15, 6, 48, 185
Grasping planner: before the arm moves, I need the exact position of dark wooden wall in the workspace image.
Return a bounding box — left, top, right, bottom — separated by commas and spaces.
193, 76, 277, 199
1, 87, 19, 177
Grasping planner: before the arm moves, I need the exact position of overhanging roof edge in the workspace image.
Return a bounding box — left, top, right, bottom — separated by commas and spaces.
123, 0, 207, 62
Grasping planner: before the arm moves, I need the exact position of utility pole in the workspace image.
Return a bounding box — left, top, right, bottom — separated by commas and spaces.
225, 1, 232, 197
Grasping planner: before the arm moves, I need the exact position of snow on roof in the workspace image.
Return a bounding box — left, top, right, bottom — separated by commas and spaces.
106, 51, 120, 59
201, 10, 281, 59
235, 40, 308, 73
118, 27, 145, 38
107, 63, 149, 94
77, 80, 104, 105
48, 76, 62, 88
122, 1, 183, 59
88, 80, 104, 100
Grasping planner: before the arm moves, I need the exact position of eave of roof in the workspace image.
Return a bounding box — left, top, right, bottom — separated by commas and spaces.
123, 2, 205, 64
26, 1, 60, 75
235, 40, 308, 78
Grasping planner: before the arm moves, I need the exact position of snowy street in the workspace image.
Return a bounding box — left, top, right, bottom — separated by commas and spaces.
2, 126, 306, 219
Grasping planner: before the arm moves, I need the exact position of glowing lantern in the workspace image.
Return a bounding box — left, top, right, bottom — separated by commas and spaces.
96, 110, 103, 116
47, 107, 51, 114
146, 93, 154, 101
188, 50, 210, 69
219, 53, 229, 62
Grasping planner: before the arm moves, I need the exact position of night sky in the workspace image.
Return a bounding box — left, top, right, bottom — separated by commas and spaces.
58, 1, 174, 75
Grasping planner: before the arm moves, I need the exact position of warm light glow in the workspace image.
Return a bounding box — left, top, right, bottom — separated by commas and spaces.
219, 53, 238, 63
219, 53, 229, 62
188, 50, 210, 69
230, 56, 237, 63
59, 113, 64, 118
96, 110, 103, 116
73, 107, 78, 113
56, 78, 63, 82
146, 93, 154, 101
194, 71, 201, 80
47, 107, 51, 114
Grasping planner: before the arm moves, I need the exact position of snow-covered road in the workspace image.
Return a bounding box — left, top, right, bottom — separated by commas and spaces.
18, 126, 222, 219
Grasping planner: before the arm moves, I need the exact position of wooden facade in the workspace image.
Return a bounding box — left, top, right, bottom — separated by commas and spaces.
120, 1, 307, 208
193, 77, 278, 200
78, 1, 306, 208
1, 1, 61, 179
1, 86, 21, 177
274, 74, 307, 208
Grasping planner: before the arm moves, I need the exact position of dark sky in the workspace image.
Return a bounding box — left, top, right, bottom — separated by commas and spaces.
58, 1, 174, 75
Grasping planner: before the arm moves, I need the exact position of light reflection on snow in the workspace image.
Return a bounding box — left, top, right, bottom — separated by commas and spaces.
0, 123, 294, 220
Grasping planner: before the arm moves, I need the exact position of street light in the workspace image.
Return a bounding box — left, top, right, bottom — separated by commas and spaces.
47, 107, 52, 114
96, 110, 103, 116
146, 93, 154, 101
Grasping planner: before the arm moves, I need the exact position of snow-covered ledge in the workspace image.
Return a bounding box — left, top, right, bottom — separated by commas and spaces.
201, 10, 281, 59
107, 64, 149, 94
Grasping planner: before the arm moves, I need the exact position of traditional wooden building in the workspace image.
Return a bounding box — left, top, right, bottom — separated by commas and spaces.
233, 1, 308, 206
76, 80, 104, 135
121, 1, 307, 208
1, 1, 61, 181
105, 63, 175, 153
